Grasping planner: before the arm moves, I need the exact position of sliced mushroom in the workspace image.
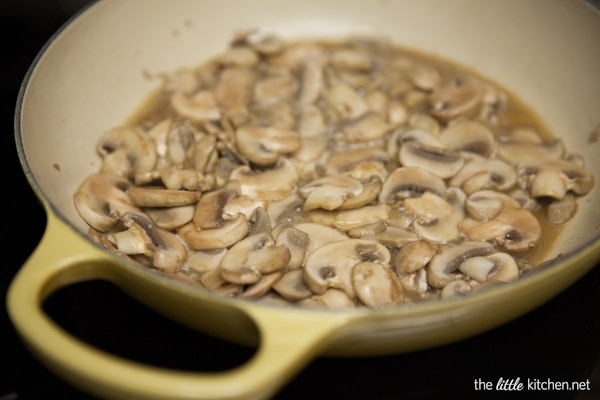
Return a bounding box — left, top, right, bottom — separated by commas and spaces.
178, 213, 248, 251
517, 158, 595, 199
299, 175, 364, 211
128, 186, 200, 208
298, 289, 356, 309
303, 239, 391, 299
352, 262, 404, 307
97, 126, 157, 184
498, 138, 565, 164
427, 241, 495, 288
307, 204, 390, 232
450, 153, 517, 194
392, 239, 437, 275
113, 213, 187, 273
229, 158, 299, 201
325, 147, 390, 176
219, 232, 291, 285
464, 190, 521, 222
379, 167, 446, 203
294, 222, 349, 256
235, 125, 301, 166
199, 267, 242, 297
324, 83, 369, 121
239, 271, 284, 299
439, 120, 496, 157
170, 90, 221, 122
342, 112, 392, 142
545, 192, 578, 224
404, 190, 465, 243
429, 76, 485, 123
145, 205, 195, 230
272, 269, 313, 301
440, 279, 472, 298
460, 207, 541, 254
398, 141, 464, 179
266, 193, 304, 226
215, 66, 257, 108
73, 172, 139, 232
273, 225, 310, 269
187, 249, 227, 275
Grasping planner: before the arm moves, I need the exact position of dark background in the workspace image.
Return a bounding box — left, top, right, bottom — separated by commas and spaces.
1, 1, 600, 399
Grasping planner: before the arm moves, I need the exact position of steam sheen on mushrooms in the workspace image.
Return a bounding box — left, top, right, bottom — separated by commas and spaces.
74, 33, 595, 309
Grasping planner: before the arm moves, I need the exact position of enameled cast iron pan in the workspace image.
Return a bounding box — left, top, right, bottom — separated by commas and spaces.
8, 1, 600, 399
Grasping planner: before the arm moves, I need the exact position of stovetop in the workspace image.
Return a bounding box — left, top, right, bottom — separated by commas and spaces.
2, 2, 599, 399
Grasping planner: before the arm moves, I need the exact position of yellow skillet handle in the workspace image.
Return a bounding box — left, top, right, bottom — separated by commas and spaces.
7, 211, 349, 400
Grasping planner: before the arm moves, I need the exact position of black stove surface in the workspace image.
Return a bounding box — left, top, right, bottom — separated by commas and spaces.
2, 2, 599, 399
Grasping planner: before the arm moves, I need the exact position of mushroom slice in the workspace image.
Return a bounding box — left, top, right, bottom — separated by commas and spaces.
193, 189, 237, 229
429, 76, 485, 123
427, 241, 495, 288
272, 269, 313, 301
342, 112, 392, 142
215, 66, 256, 108
235, 125, 301, 166
229, 158, 299, 201
440, 280, 472, 299
114, 213, 187, 273
274, 225, 310, 269
239, 271, 284, 299
299, 289, 356, 309
460, 207, 541, 254
450, 153, 517, 194
338, 176, 383, 210
187, 249, 227, 275
299, 176, 364, 211
266, 193, 304, 226
170, 90, 221, 122
392, 240, 437, 275
178, 213, 248, 251
128, 186, 200, 208
497, 138, 565, 164
404, 190, 465, 243
545, 192, 578, 225
96, 126, 157, 184
74, 172, 139, 232
222, 196, 266, 221
145, 205, 195, 230
398, 141, 464, 179
219, 232, 291, 285
308, 204, 390, 232
439, 120, 496, 157
199, 268, 242, 297
325, 147, 390, 176
379, 167, 446, 203
352, 262, 404, 308
294, 222, 349, 255
464, 190, 520, 222
324, 83, 369, 121
517, 158, 595, 200
303, 239, 391, 299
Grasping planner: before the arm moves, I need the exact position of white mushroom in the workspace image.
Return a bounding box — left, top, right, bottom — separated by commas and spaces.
427, 241, 495, 288
352, 262, 404, 307
235, 125, 301, 166
379, 167, 447, 203
73, 172, 139, 232
272, 269, 313, 301
303, 239, 391, 299
398, 141, 464, 179
392, 239, 437, 275
229, 158, 299, 201
219, 232, 291, 285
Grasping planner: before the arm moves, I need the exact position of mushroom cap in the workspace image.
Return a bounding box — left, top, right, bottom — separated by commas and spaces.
73, 172, 139, 232
219, 232, 291, 285
398, 141, 464, 179
303, 238, 391, 299
352, 262, 404, 307
517, 158, 595, 199
379, 167, 446, 203
235, 125, 301, 166
427, 241, 495, 288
